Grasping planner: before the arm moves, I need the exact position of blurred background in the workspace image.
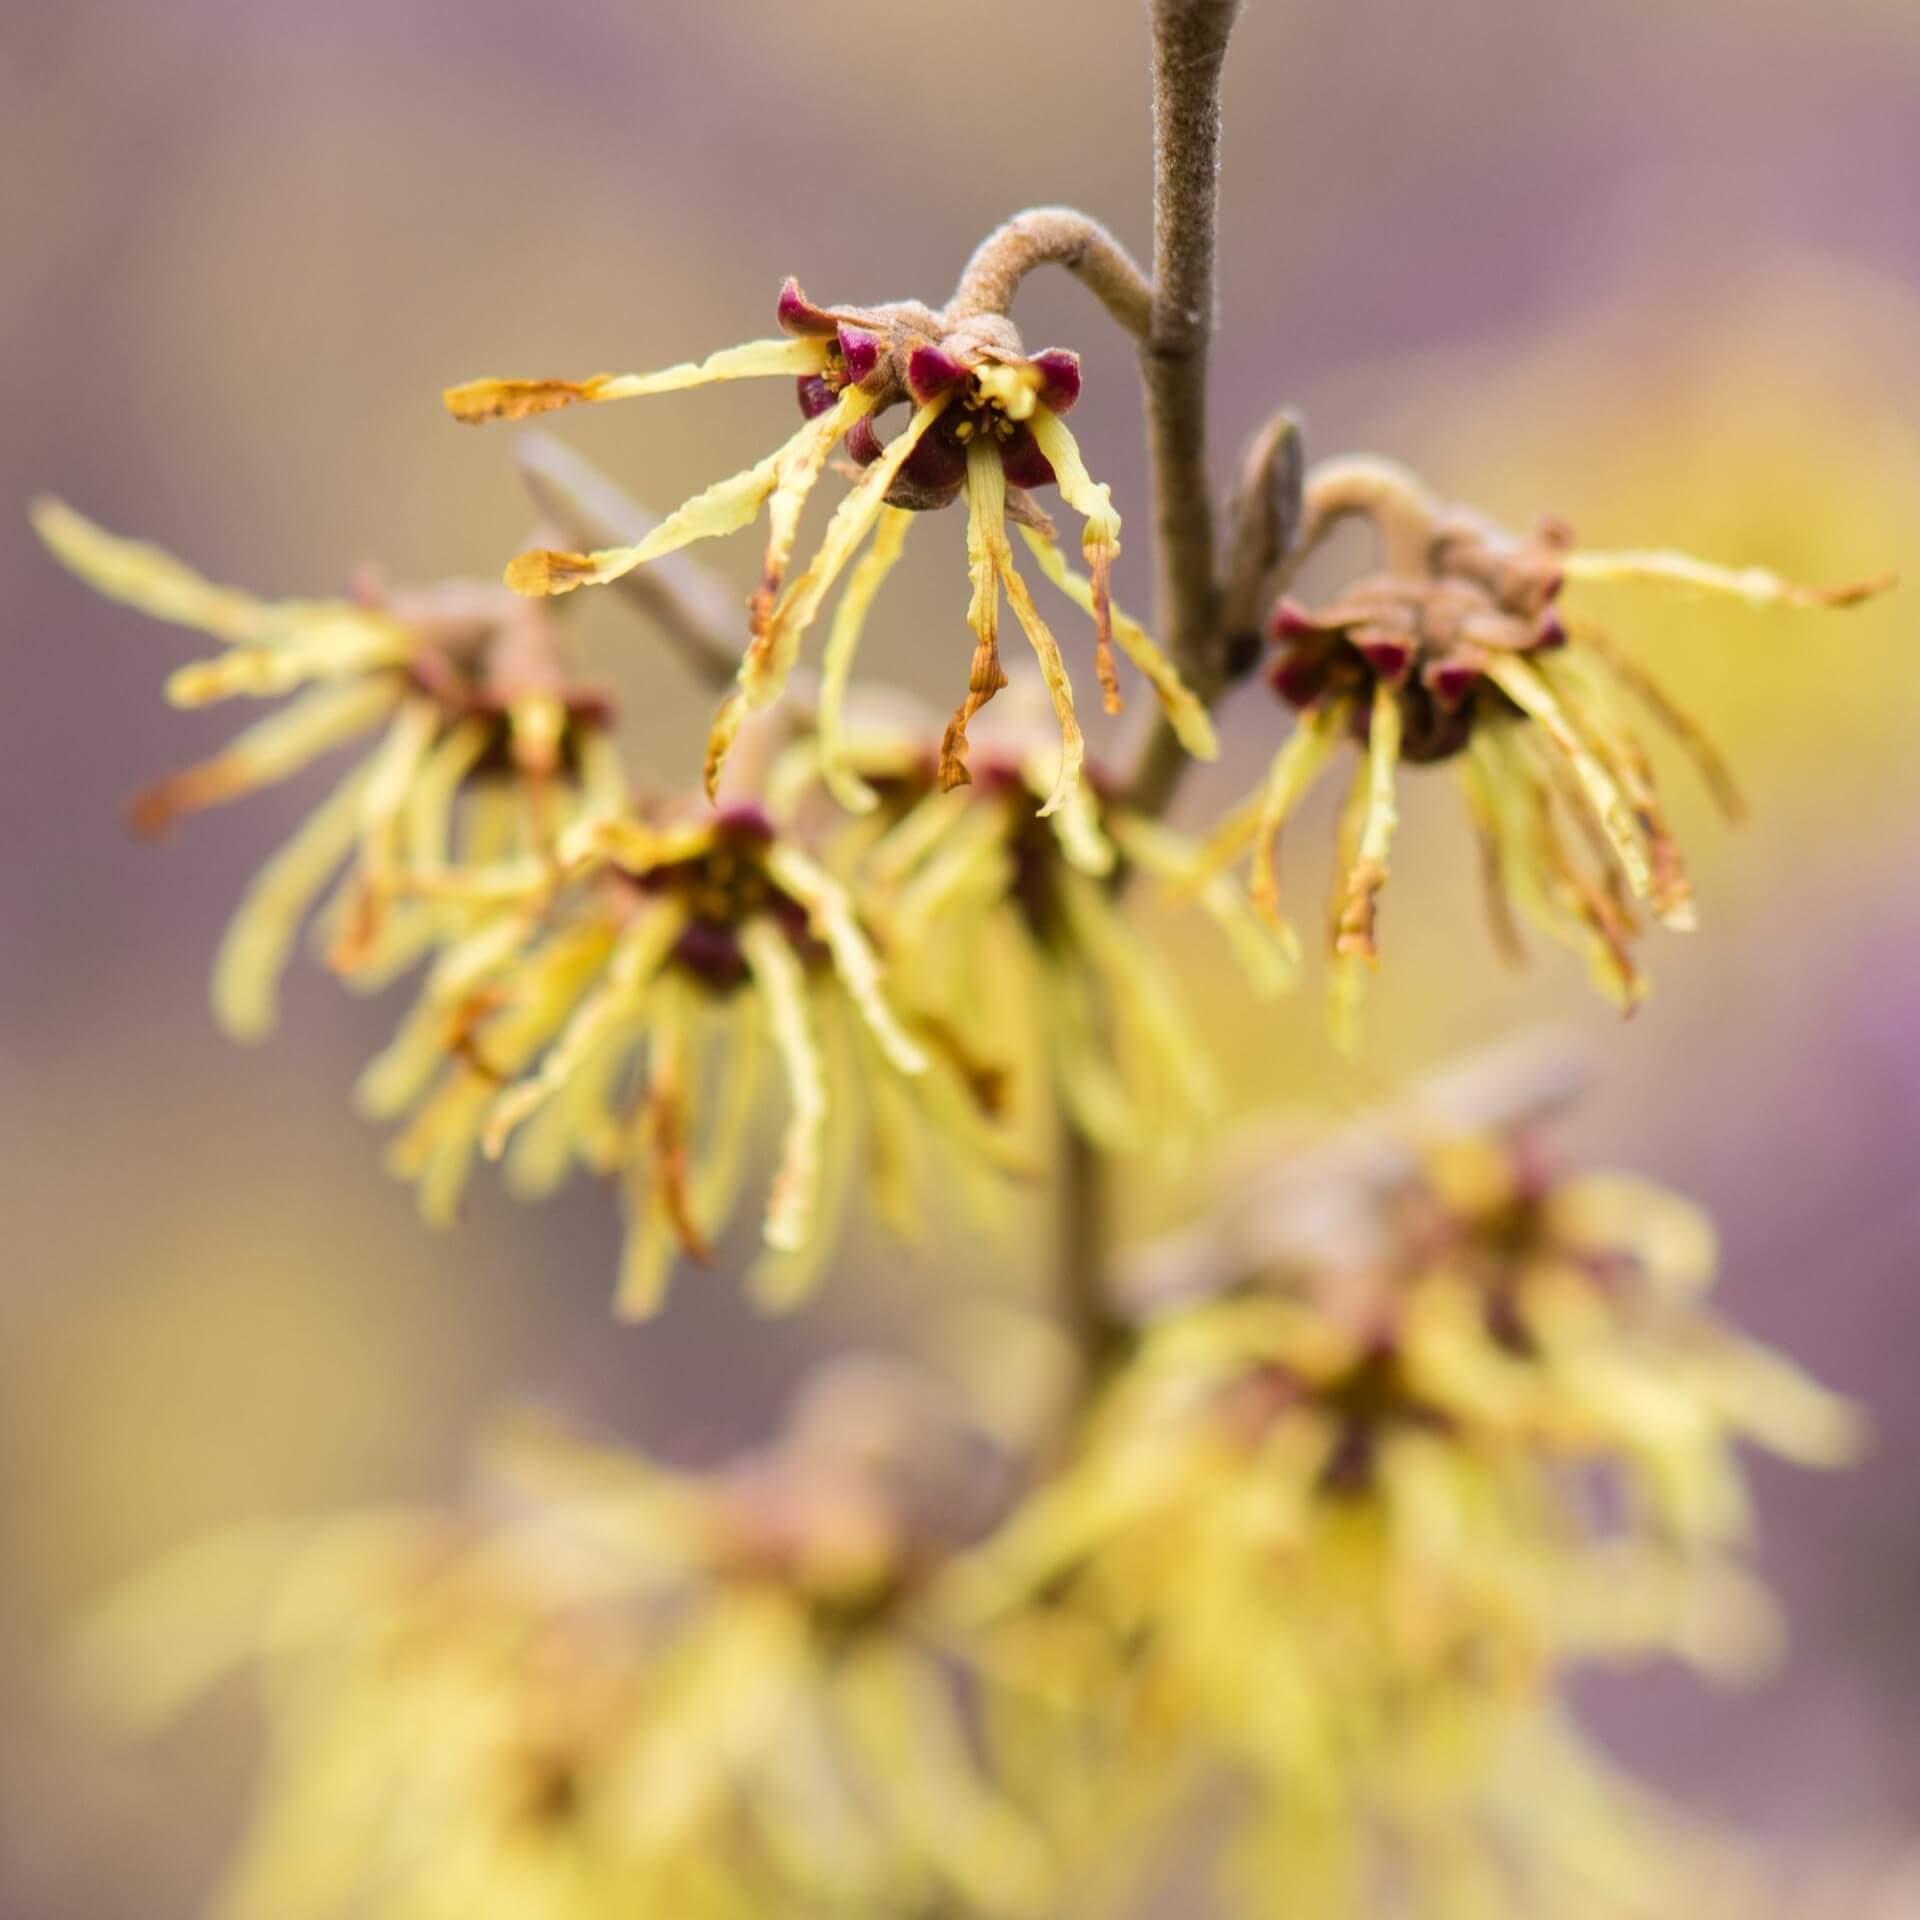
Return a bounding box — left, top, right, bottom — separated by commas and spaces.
4, 0, 1918, 1912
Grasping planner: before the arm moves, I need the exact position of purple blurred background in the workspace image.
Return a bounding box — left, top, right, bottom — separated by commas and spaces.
5, 1, 1918, 1912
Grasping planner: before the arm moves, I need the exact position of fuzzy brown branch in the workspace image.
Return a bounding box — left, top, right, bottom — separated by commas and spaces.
945, 207, 1154, 338
1053, 0, 1245, 1379
1127, 0, 1244, 819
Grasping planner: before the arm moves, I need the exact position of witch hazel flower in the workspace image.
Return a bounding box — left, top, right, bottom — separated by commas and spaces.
769, 689, 1293, 1159
444, 277, 1214, 818
74, 1364, 1053, 1920
364, 799, 973, 1317
1199, 457, 1889, 1037
32, 499, 625, 1038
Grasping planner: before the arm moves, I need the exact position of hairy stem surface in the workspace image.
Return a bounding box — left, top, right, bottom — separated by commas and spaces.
1054, 0, 1243, 1379
947, 208, 1154, 338
1128, 0, 1242, 819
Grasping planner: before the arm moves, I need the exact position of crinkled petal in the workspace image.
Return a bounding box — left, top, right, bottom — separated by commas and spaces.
1456, 749, 1528, 966
748, 398, 950, 707
1332, 679, 1403, 964
1212, 698, 1347, 922
1539, 651, 1696, 931
1480, 729, 1647, 1012
992, 527, 1082, 817
764, 843, 927, 1074
210, 765, 374, 1041
701, 688, 752, 805
751, 386, 877, 635
1017, 524, 1217, 760
940, 443, 1011, 792
34, 498, 292, 644
817, 505, 914, 814
482, 902, 687, 1157
354, 911, 544, 1118
401, 716, 494, 871
129, 678, 400, 835
640, 973, 709, 1263
740, 917, 828, 1265
1563, 547, 1892, 609
1026, 408, 1125, 714
328, 698, 446, 973
443, 337, 830, 423
1485, 651, 1654, 903
748, 995, 859, 1311
1041, 776, 1117, 879
1573, 620, 1746, 821
163, 616, 409, 707
505, 425, 802, 598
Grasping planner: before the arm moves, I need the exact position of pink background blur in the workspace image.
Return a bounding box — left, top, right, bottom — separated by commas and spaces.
5, 1, 1919, 1912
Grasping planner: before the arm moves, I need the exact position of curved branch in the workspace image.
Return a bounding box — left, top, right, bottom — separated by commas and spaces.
1286, 454, 1441, 582
945, 207, 1153, 338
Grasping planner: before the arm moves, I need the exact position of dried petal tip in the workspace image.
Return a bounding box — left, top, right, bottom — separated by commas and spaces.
444, 377, 619, 424
504, 548, 597, 598
126, 781, 194, 839
1818, 570, 1898, 608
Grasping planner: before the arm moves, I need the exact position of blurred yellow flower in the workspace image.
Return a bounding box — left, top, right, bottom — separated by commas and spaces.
769, 692, 1293, 1161
952, 1064, 1859, 1908
359, 798, 1027, 1316
71, 1362, 1075, 1920
33, 500, 626, 1039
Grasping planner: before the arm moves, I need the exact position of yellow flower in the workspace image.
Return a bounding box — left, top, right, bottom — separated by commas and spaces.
952, 1062, 1858, 1901
72, 1364, 1067, 1920
769, 691, 1292, 1160
1197, 457, 1890, 1040
445, 279, 1214, 815
32, 500, 626, 1039
360, 799, 1021, 1318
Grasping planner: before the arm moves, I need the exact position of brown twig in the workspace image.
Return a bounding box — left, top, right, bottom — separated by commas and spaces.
945, 207, 1154, 339
1126, 0, 1244, 820
1052, 0, 1245, 1378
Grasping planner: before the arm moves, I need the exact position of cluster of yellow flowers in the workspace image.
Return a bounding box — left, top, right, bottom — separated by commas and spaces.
30, 275, 1883, 1307
962, 1058, 1858, 1913
34, 242, 1890, 1918
74, 1359, 1087, 1920
71, 1067, 1850, 1917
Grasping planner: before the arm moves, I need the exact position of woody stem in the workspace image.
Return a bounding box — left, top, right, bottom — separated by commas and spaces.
1055, 0, 1243, 1388
1127, 0, 1242, 819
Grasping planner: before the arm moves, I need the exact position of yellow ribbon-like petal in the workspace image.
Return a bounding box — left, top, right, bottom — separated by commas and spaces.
1562, 546, 1891, 609
817, 505, 914, 814
740, 916, 828, 1264
444, 336, 830, 423
1017, 524, 1217, 760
